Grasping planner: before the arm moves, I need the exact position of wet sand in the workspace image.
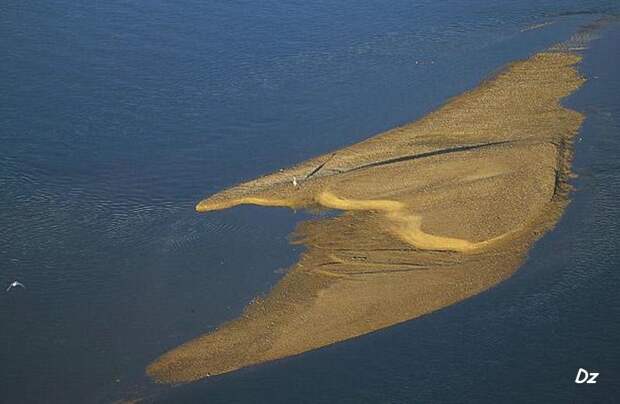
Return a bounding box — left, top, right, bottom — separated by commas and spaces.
148, 50, 585, 384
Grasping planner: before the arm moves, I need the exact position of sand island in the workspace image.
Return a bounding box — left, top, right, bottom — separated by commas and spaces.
147, 47, 586, 383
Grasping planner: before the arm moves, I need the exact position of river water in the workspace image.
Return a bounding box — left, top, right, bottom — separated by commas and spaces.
1, 1, 619, 403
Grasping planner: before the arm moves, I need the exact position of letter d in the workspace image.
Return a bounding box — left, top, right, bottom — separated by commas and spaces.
575, 368, 589, 384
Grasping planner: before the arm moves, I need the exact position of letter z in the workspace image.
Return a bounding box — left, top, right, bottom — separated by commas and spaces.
587, 372, 599, 384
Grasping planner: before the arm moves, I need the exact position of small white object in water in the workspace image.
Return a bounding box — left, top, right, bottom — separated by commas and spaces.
293, 176, 298, 187
6, 281, 25, 292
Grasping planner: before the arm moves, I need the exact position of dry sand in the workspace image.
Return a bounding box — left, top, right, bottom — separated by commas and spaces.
147, 51, 585, 384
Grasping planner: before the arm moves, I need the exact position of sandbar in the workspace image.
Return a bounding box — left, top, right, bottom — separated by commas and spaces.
147, 50, 585, 384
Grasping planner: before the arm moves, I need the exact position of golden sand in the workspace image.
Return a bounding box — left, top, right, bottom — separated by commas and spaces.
147, 51, 585, 384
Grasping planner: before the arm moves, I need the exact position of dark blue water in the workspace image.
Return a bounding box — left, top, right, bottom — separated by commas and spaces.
1, 1, 619, 403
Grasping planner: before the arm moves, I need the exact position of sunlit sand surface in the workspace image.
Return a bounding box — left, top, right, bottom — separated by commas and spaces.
148, 51, 585, 384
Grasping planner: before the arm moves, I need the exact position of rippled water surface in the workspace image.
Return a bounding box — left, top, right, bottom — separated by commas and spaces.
1, 1, 619, 403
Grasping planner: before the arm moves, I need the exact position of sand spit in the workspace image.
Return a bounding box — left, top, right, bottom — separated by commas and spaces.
148, 51, 585, 384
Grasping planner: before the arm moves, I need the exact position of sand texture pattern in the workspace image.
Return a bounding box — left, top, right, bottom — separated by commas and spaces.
147, 51, 585, 384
